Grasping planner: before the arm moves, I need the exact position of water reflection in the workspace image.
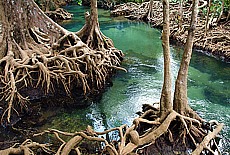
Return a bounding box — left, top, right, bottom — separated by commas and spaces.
48, 5, 230, 152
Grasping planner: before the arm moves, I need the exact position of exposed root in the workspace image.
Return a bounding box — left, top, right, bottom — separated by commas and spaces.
0, 104, 223, 154
0, 0, 224, 154
192, 123, 224, 155
46, 8, 73, 21
0, 0, 125, 124
111, 0, 230, 62
1, 28, 123, 123
76, 0, 118, 52
0, 139, 52, 155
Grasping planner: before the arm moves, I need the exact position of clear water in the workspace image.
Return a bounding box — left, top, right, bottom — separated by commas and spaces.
43, 5, 230, 152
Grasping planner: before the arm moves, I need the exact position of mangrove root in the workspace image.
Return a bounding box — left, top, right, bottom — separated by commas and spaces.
0, 104, 223, 154
111, 0, 230, 62
0, 0, 125, 125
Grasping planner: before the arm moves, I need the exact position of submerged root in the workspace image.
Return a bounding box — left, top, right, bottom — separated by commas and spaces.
0, 104, 223, 154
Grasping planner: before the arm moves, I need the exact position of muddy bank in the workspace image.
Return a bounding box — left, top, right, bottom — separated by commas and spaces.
0, 67, 115, 128
111, 1, 230, 62
0, 0, 125, 129
0, 78, 113, 150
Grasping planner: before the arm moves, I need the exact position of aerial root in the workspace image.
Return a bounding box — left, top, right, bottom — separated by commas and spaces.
192, 123, 224, 155
111, 0, 230, 61
0, 109, 223, 154
0, 14, 125, 123
46, 8, 73, 21
0, 139, 52, 155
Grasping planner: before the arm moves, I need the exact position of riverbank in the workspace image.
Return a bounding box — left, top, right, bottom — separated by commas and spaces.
111, 1, 230, 62
0, 4, 229, 154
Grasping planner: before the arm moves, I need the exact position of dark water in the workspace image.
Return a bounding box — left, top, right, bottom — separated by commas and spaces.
41, 5, 230, 153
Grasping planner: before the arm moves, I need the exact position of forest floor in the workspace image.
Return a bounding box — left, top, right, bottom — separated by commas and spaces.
111, 1, 230, 62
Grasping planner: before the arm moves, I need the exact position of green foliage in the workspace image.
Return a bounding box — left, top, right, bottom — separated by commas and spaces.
202, 7, 207, 15
210, 0, 223, 16
75, 0, 82, 5
224, 0, 230, 13
34, 0, 42, 6
49, 1, 57, 11
198, 0, 229, 17
168, 0, 229, 17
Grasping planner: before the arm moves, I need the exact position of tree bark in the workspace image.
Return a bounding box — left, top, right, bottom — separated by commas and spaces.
0, 0, 7, 59
147, 0, 154, 21
160, 0, 172, 120
76, 0, 115, 51
173, 0, 199, 116
0, 0, 124, 124
205, 0, 211, 36
178, 0, 183, 31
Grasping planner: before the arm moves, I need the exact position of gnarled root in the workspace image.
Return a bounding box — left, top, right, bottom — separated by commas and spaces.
46, 8, 73, 21
0, 0, 125, 124
192, 122, 224, 155
111, 0, 230, 62
0, 139, 52, 155
0, 28, 124, 124
0, 104, 223, 154
76, 0, 119, 53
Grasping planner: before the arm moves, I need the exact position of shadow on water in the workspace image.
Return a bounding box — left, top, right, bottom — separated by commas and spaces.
41, 5, 230, 152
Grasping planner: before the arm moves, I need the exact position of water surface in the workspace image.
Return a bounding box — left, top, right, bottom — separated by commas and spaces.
43, 5, 230, 152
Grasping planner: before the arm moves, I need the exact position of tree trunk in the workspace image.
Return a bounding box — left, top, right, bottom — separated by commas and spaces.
178, 0, 183, 31
227, 9, 230, 21
217, 0, 224, 23
76, 0, 115, 51
0, 1, 224, 154
147, 0, 154, 21
205, 0, 211, 36
160, 0, 172, 120
0, 1, 7, 59
0, 0, 124, 124
173, 0, 199, 116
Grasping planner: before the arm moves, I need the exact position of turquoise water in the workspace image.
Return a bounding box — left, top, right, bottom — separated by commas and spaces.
44, 5, 230, 152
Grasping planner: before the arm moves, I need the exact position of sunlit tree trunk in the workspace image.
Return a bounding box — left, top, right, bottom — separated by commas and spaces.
76, 0, 115, 51
173, 0, 199, 116
205, 0, 211, 36
147, 0, 154, 21
160, 0, 172, 120
178, 0, 183, 31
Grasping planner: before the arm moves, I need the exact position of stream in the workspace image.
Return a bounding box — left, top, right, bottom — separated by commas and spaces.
40, 5, 230, 153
